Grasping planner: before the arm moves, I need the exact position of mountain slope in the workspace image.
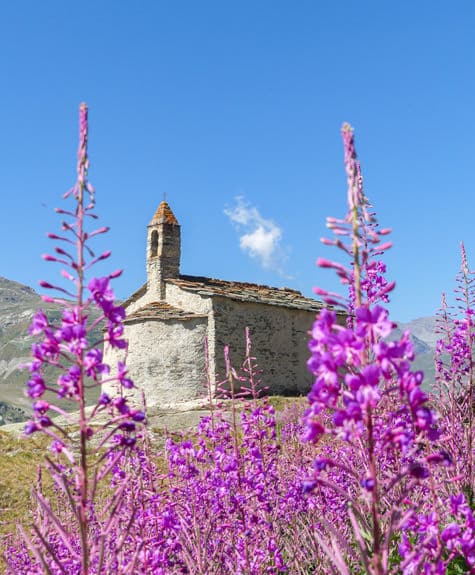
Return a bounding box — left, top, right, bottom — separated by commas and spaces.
394, 317, 439, 388
0, 277, 101, 424
0, 277, 45, 418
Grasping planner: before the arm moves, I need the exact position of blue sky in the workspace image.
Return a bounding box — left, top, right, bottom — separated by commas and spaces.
0, 1, 474, 322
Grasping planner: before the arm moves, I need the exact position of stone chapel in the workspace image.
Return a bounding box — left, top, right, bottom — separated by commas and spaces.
103, 201, 341, 406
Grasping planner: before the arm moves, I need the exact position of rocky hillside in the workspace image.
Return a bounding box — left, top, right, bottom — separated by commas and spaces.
393, 317, 437, 387
0, 277, 45, 421
0, 277, 101, 425
400, 316, 439, 349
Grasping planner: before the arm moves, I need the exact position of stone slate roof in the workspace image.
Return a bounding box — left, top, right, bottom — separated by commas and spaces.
123, 275, 337, 314
168, 275, 326, 312
125, 301, 207, 323
149, 201, 179, 226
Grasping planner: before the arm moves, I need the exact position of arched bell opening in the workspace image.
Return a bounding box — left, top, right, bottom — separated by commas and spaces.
150, 230, 158, 257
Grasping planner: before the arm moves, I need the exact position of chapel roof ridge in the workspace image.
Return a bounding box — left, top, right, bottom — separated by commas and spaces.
175, 274, 300, 293
168, 274, 326, 311
149, 200, 179, 226
122, 273, 340, 314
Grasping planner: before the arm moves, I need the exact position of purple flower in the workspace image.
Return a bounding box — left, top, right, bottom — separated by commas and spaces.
441, 522, 461, 545
57, 365, 81, 398
24, 421, 39, 435
308, 373, 340, 408
355, 305, 393, 339
114, 434, 136, 447
33, 400, 50, 415
119, 421, 136, 432
107, 305, 125, 323
311, 308, 336, 336
117, 361, 134, 389
61, 307, 81, 325
313, 458, 330, 471
88, 277, 115, 306
98, 392, 111, 405
415, 406, 435, 430
27, 373, 46, 398
38, 415, 52, 428
409, 463, 430, 479
450, 493, 466, 515
50, 440, 64, 454
131, 410, 146, 422
384, 418, 413, 450
32, 338, 59, 362
112, 396, 131, 416
84, 348, 109, 378
426, 450, 452, 466
107, 322, 128, 349
302, 416, 324, 443
373, 333, 415, 378
29, 309, 48, 335
59, 323, 88, 353
302, 479, 318, 493
355, 384, 381, 408
331, 328, 365, 366
361, 477, 375, 491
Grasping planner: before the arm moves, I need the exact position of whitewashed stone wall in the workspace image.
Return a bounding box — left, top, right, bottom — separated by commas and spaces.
103, 316, 208, 407
164, 283, 212, 315
124, 281, 212, 315
125, 286, 151, 315
211, 297, 316, 396
103, 281, 340, 406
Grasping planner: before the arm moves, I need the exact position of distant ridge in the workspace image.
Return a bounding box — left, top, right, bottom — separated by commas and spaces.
0, 277, 101, 425
0, 276, 44, 423
391, 317, 438, 388
399, 316, 439, 349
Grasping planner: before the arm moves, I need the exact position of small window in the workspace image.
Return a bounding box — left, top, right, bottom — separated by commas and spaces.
151, 230, 158, 257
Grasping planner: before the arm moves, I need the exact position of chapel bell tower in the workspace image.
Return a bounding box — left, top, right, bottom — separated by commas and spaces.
146, 200, 181, 298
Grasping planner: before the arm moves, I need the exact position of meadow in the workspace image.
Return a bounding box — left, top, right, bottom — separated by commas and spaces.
1, 106, 474, 574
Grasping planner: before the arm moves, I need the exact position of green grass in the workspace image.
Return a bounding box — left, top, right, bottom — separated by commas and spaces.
0, 431, 49, 537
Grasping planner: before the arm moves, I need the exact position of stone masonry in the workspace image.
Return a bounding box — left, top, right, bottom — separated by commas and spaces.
103, 201, 345, 407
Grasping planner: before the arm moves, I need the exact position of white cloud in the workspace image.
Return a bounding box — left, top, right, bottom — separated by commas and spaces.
224, 196, 290, 276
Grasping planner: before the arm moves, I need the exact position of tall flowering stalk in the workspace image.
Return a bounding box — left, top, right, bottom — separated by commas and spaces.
434, 243, 475, 506
304, 123, 439, 574
399, 244, 475, 574
399, 247, 475, 572
7, 104, 144, 575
